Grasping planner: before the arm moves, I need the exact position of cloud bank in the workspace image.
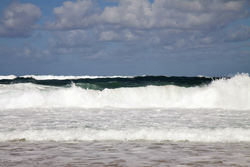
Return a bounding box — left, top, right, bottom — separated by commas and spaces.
41, 0, 250, 60
0, 0, 250, 76
45, 0, 247, 31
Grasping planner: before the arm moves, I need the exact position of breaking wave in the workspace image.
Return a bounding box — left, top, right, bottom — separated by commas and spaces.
0, 73, 249, 110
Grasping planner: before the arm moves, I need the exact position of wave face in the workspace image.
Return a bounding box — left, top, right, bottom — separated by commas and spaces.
0, 75, 216, 89
0, 73, 249, 110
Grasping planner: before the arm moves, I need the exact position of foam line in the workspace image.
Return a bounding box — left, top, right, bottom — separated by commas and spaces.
0, 128, 249, 142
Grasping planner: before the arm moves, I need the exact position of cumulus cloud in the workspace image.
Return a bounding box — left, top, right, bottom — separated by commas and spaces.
44, 0, 100, 30
100, 0, 155, 29
45, 0, 248, 31
44, 0, 250, 61
98, 30, 121, 41
0, 1, 41, 38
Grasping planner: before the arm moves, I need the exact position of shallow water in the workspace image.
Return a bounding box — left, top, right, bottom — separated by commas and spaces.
1, 141, 250, 167
1, 108, 250, 142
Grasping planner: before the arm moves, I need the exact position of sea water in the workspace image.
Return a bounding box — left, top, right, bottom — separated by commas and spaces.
0, 74, 250, 166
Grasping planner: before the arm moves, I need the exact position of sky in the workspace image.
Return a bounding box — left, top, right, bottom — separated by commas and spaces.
0, 0, 250, 76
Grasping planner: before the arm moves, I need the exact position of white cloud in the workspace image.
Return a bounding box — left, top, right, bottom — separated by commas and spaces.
99, 30, 120, 41
44, 0, 250, 61
45, 0, 248, 31
0, 1, 41, 38
100, 0, 155, 29
152, 0, 247, 30
44, 0, 100, 30
123, 29, 139, 41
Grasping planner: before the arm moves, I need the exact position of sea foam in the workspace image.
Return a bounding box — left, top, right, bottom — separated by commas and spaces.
18, 75, 135, 80
0, 73, 249, 110
0, 128, 249, 142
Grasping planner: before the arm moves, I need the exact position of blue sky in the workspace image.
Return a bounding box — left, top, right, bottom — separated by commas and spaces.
0, 0, 250, 76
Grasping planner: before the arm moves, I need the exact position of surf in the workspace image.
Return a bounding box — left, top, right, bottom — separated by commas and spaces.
1, 128, 249, 142
0, 73, 249, 110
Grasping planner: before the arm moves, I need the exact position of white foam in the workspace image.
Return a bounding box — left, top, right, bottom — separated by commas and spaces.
0, 73, 249, 110
0, 75, 17, 80
19, 75, 135, 80
197, 75, 211, 78
0, 128, 249, 142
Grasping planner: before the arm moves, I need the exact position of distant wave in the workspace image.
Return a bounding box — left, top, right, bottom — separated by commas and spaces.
0, 75, 217, 89
0, 74, 214, 81
0, 75, 135, 80
0, 73, 249, 110
0, 75, 17, 80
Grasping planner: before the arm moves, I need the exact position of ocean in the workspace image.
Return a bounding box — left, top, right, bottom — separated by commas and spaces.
0, 73, 250, 166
